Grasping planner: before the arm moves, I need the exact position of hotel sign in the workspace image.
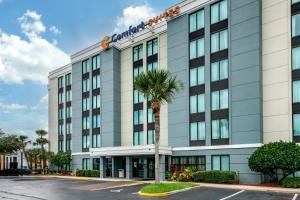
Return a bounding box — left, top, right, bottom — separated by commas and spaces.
101, 5, 180, 49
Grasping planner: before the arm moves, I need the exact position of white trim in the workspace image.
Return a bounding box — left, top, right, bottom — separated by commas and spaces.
72, 152, 90, 156
173, 143, 263, 151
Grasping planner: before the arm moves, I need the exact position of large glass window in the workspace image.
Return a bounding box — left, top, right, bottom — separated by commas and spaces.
212, 155, 229, 171
82, 79, 89, 92
92, 114, 101, 128
190, 66, 205, 86
65, 74, 72, 86
58, 124, 64, 135
147, 61, 158, 71
294, 114, 300, 136
133, 45, 143, 62
293, 80, 300, 103
190, 38, 204, 60
93, 158, 100, 170
66, 106, 72, 118
211, 59, 228, 81
189, 9, 204, 32
66, 122, 72, 134
190, 94, 205, 114
171, 156, 205, 171
212, 119, 229, 139
82, 135, 90, 149
190, 122, 205, 141
66, 90, 72, 102
147, 130, 155, 144
92, 95, 100, 109
293, 0, 300, 4
82, 97, 90, 111
148, 108, 154, 123
293, 47, 300, 70
66, 139, 72, 151
134, 110, 144, 125
82, 59, 90, 74
211, 0, 228, 24
211, 89, 228, 111
58, 92, 64, 104
92, 55, 100, 70
58, 108, 64, 120
58, 76, 64, 88
92, 134, 101, 148
211, 29, 228, 53
134, 90, 144, 104
83, 116, 90, 130
133, 131, 144, 145
58, 140, 64, 152
292, 13, 300, 37
134, 66, 143, 77
147, 38, 158, 56
92, 75, 100, 90
82, 158, 90, 170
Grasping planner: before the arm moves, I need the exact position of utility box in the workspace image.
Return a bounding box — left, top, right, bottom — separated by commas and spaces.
118, 169, 124, 178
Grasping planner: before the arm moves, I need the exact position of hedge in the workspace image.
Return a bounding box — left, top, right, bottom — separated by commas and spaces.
76, 170, 99, 177
281, 177, 300, 188
0, 169, 31, 176
193, 170, 238, 184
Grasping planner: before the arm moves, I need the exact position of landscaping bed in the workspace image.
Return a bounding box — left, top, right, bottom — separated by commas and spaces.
139, 182, 197, 196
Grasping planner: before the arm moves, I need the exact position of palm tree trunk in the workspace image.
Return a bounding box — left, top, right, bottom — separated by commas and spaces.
22, 148, 30, 170
154, 109, 160, 184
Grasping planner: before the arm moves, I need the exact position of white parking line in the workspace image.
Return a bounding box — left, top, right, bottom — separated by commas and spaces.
219, 190, 245, 200
292, 194, 298, 200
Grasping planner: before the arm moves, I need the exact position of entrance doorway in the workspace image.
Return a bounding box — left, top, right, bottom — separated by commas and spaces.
132, 157, 144, 178
147, 157, 155, 179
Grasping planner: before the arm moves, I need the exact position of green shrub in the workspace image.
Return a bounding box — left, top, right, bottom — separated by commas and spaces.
76, 170, 99, 177
281, 177, 300, 188
178, 167, 197, 182
193, 170, 238, 184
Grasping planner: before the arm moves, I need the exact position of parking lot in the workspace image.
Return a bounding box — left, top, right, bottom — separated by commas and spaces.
0, 177, 298, 200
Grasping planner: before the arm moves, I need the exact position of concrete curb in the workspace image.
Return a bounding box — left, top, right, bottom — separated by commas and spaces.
138, 185, 200, 197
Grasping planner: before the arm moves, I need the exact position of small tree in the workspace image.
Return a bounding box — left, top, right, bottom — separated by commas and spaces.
35, 130, 49, 172
19, 135, 31, 169
49, 152, 71, 173
0, 134, 22, 155
248, 141, 300, 183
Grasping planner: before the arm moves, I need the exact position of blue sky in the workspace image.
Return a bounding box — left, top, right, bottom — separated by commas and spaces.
0, 0, 179, 140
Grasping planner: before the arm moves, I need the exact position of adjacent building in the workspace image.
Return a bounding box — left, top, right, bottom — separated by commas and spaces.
48, 0, 300, 183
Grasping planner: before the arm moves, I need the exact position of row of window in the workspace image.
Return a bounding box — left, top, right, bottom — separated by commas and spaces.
82, 95, 101, 111
82, 158, 101, 170
58, 90, 72, 104
82, 114, 101, 130
133, 39, 158, 62
133, 109, 155, 125
58, 139, 72, 152
82, 75, 101, 92
133, 130, 155, 145
58, 122, 72, 135
82, 134, 101, 149
58, 74, 72, 89
82, 55, 100, 74
58, 106, 72, 119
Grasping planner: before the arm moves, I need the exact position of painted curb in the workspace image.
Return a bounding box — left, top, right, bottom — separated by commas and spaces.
138, 185, 200, 197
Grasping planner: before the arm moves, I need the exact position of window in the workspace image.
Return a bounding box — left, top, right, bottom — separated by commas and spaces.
134, 66, 143, 77
148, 108, 154, 123
211, 59, 228, 81
92, 75, 100, 90
58, 140, 64, 152
171, 156, 206, 171
92, 134, 101, 148
66, 90, 72, 102
292, 0, 300, 4
82, 79, 90, 92
83, 116, 90, 130
92, 114, 101, 128
189, 9, 204, 32
58, 108, 64, 120
133, 45, 143, 62
82, 135, 90, 149
66, 122, 72, 134
211, 29, 228, 53
58, 124, 64, 135
66, 139, 72, 151
147, 38, 158, 56
133, 131, 144, 145
292, 13, 300, 37
92, 55, 100, 70
134, 110, 144, 125
58, 76, 64, 88
293, 114, 300, 136
82, 60, 90, 74
134, 90, 144, 104
293, 47, 300, 70
147, 61, 158, 71
190, 94, 205, 114
211, 89, 228, 111
82, 158, 90, 170
190, 38, 204, 59
211, 0, 228, 24
293, 80, 300, 103
212, 119, 229, 139
190, 122, 205, 141
92, 95, 100, 109
212, 155, 229, 171
65, 74, 72, 86
82, 97, 90, 111
93, 158, 100, 170
147, 130, 155, 144
66, 106, 72, 118
58, 92, 64, 104
190, 66, 205, 87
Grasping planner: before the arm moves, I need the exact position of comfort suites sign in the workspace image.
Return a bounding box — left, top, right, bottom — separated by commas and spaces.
101, 5, 180, 49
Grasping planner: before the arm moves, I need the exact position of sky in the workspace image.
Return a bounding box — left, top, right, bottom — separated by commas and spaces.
0, 0, 179, 140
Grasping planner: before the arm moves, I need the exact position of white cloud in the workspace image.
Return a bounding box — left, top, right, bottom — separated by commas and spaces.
0, 102, 27, 110
0, 10, 70, 85
49, 25, 61, 35
114, 4, 156, 33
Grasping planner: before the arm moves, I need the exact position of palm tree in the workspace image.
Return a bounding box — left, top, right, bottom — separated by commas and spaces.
35, 130, 49, 172
134, 69, 183, 183
18, 135, 31, 169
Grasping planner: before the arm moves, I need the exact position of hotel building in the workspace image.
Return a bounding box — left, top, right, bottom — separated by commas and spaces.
48, 0, 300, 183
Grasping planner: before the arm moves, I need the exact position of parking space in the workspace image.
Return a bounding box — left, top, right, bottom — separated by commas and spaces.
0, 177, 298, 200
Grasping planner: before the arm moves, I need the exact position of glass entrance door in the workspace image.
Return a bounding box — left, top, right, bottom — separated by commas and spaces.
132, 157, 144, 178
147, 157, 155, 179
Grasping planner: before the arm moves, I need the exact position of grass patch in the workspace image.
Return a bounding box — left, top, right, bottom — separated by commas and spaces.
140, 182, 197, 194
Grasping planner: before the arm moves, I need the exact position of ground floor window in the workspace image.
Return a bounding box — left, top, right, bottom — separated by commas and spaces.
171, 156, 205, 171
212, 155, 229, 171
82, 158, 90, 170
93, 158, 100, 170
293, 114, 300, 137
